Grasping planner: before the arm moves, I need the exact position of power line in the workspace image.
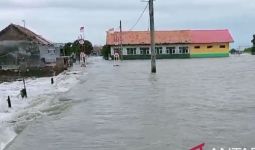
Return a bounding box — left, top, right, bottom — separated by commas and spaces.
129, 3, 149, 31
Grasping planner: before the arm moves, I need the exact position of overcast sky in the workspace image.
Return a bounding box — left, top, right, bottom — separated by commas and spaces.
0, 0, 254, 48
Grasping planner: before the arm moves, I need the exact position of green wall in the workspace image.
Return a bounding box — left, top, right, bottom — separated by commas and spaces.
190, 53, 229, 58
112, 53, 230, 60
121, 54, 190, 60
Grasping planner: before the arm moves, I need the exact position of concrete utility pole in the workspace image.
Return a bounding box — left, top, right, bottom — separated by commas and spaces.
149, 0, 156, 73
22, 20, 26, 28
120, 20, 123, 60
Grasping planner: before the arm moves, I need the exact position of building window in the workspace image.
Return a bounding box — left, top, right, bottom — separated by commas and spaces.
194, 46, 200, 49
220, 45, 226, 48
166, 47, 176, 54
140, 47, 150, 55
127, 48, 137, 55
207, 45, 213, 49
179, 46, 189, 54
156, 47, 163, 54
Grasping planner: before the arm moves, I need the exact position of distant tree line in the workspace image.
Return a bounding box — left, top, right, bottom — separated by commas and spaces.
243, 47, 252, 53
229, 47, 253, 54
230, 33, 255, 54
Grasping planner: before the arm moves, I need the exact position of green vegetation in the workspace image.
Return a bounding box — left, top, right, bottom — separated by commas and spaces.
252, 47, 255, 54
101, 45, 111, 60
83, 40, 93, 55
63, 42, 73, 56
252, 35, 255, 54
229, 48, 237, 54
63, 40, 93, 56
244, 47, 252, 53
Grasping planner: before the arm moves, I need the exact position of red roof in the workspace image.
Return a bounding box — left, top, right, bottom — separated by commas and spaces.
106, 29, 234, 45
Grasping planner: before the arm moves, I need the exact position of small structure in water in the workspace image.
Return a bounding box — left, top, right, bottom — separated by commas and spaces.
80, 52, 86, 67
113, 52, 120, 66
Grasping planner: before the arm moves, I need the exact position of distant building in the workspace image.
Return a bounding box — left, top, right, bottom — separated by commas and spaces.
54, 43, 65, 56
106, 29, 234, 59
0, 24, 60, 69
93, 45, 102, 56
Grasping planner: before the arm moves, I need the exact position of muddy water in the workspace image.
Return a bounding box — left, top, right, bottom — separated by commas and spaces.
5, 56, 255, 150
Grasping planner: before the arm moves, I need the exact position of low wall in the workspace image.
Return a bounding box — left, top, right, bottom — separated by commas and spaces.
111, 54, 190, 60
0, 65, 65, 83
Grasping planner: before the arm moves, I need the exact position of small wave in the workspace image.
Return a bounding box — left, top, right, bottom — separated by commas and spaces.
0, 127, 16, 150
0, 59, 90, 150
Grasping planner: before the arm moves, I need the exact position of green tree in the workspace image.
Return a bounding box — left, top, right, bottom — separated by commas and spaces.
63, 42, 73, 56
83, 40, 93, 55
253, 47, 255, 54
72, 40, 81, 54
229, 48, 237, 54
73, 40, 93, 55
244, 47, 252, 53
63, 40, 93, 56
101, 45, 111, 60
250, 34, 255, 55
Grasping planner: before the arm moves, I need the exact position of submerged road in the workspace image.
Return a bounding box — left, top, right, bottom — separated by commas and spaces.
5, 56, 255, 150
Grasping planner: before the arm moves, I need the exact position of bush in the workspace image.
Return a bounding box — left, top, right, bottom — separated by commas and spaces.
63, 40, 93, 56
101, 45, 111, 60
244, 47, 252, 53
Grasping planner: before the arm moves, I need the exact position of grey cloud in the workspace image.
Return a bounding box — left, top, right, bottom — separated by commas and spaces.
0, 0, 143, 11
0, 0, 254, 47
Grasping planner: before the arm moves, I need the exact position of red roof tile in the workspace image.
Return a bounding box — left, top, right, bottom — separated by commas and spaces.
190, 30, 234, 44
106, 29, 234, 45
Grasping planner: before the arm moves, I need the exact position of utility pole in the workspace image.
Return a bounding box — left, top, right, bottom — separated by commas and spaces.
22, 20, 26, 28
120, 20, 123, 60
149, 0, 156, 73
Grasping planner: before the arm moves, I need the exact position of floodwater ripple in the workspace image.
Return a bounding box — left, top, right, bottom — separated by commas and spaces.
5, 56, 255, 150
